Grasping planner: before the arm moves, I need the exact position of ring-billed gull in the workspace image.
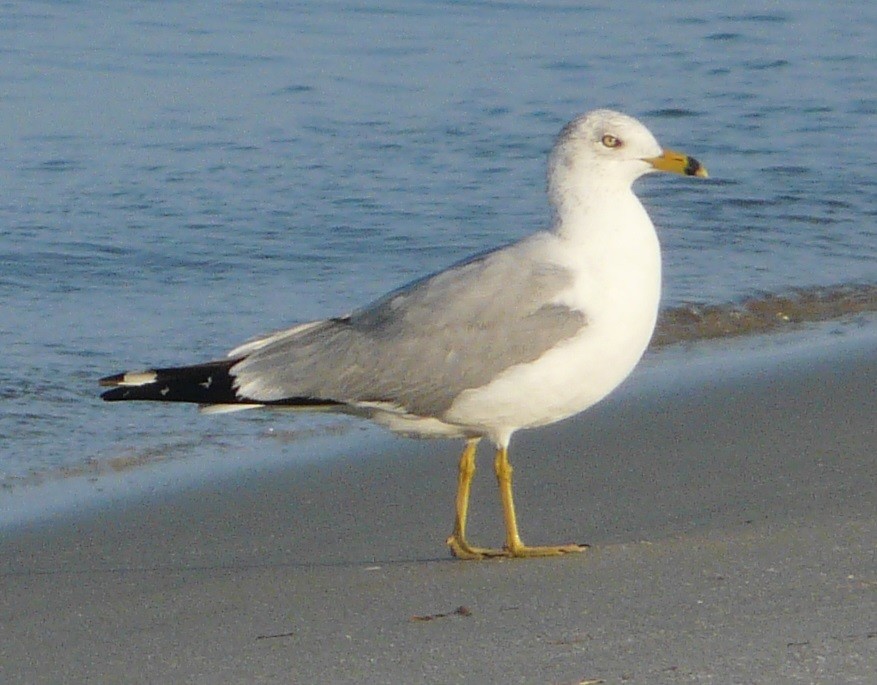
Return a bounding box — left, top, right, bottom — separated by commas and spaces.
100, 109, 708, 560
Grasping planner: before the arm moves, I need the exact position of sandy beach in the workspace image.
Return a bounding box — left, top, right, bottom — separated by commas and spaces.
2, 325, 875, 684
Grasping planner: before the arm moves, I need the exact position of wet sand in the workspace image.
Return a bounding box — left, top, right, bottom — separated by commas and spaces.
2, 327, 875, 684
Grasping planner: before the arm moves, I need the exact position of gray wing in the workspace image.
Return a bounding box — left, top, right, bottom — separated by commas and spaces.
231, 238, 587, 417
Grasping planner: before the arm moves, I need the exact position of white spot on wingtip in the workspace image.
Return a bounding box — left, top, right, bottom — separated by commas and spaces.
160, 386, 170, 396
200, 375, 212, 389
119, 371, 158, 387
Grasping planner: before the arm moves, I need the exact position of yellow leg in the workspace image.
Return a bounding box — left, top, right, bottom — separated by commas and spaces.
446, 440, 587, 560
493, 445, 587, 558
446, 439, 497, 559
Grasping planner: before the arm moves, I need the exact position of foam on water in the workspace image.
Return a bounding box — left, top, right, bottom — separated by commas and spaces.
654, 284, 877, 346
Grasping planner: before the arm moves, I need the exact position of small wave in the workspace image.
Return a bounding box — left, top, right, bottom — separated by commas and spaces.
653, 283, 877, 347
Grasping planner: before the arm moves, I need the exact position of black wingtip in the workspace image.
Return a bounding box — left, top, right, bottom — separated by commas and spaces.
98, 359, 347, 408
101, 386, 132, 402
97, 361, 239, 404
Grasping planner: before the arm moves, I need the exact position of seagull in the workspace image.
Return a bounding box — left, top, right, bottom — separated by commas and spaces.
100, 109, 707, 560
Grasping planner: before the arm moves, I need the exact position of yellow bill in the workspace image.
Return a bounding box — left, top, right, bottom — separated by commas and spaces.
644, 148, 708, 178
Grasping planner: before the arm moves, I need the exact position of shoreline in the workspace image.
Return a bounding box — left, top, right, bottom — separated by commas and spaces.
2, 320, 875, 682
2, 316, 874, 530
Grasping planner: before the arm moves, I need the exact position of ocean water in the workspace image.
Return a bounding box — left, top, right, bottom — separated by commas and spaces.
1, 1, 875, 498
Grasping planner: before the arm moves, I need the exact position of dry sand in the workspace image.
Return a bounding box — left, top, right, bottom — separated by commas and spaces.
2, 326, 875, 684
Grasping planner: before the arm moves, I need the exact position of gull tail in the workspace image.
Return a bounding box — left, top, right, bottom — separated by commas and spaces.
99, 360, 244, 405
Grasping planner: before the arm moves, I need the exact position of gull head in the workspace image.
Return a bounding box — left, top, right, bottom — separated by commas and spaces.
548, 109, 707, 209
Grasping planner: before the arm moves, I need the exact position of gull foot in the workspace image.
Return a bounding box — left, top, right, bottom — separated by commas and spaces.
503, 542, 588, 558
447, 535, 588, 560
446, 534, 507, 560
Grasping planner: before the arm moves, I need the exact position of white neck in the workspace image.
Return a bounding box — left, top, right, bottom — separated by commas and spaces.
548, 175, 663, 331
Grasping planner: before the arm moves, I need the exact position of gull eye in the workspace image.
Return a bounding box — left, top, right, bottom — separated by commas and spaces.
601, 134, 621, 148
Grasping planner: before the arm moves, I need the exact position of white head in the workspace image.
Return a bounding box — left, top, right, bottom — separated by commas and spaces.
547, 109, 706, 216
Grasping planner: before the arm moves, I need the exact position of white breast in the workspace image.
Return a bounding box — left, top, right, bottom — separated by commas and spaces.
444, 191, 662, 445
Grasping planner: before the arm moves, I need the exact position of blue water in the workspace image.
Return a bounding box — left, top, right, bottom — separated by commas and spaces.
1, 1, 875, 495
